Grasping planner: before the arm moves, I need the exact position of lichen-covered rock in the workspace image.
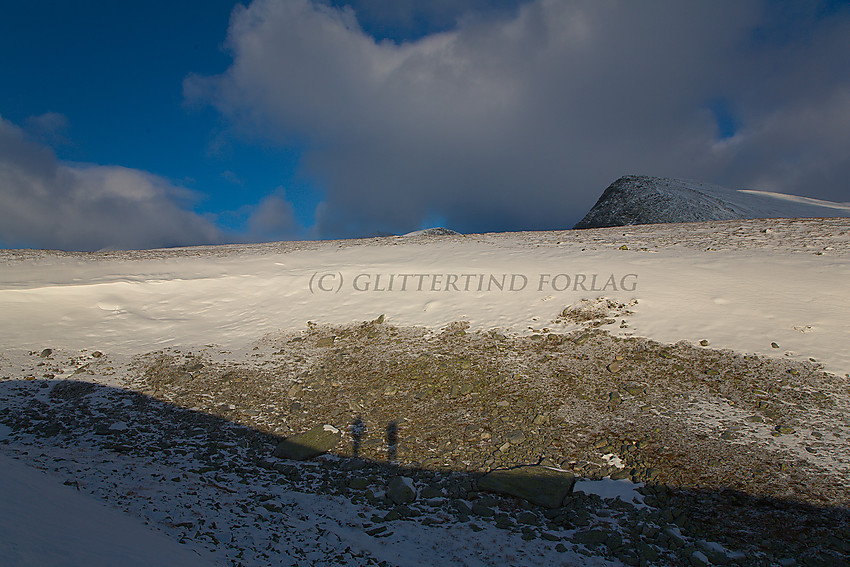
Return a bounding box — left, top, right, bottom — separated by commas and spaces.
273, 424, 341, 460
478, 465, 575, 508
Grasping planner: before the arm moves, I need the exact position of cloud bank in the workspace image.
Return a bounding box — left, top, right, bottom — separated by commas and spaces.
0, 116, 221, 251
189, 0, 850, 237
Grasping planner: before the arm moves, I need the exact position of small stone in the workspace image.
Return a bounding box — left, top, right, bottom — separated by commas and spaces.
699, 340, 709, 347
720, 429, 739, 440
91, 351, 103, 358
366, 525, 387, 536
348, 477, 370, 490
619, 245, 629, 250
607, 361, 622, 373
494, 516, 513, 529
506, 430, 526, 444
771, 342, 780, 348
574, 529, 609, 547
341, 458, 367, 471
471, 503, 495, 517
776, 425, 795, 435
420, 487, 442, 499
555, 543, 568, 553
316, 336, 336, 347
383, 510, 401, 522
39, 348, 52, 358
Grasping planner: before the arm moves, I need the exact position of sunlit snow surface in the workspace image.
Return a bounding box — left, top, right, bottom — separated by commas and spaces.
1, 219, 847, 375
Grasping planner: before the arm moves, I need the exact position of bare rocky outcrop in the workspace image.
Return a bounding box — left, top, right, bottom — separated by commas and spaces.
574, 175, 850, 229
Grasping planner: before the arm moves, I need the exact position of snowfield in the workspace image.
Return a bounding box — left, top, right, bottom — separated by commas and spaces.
1, 218, 849, 566
1, 218, 847, 375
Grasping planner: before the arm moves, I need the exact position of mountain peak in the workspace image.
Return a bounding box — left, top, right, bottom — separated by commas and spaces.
574, 175, 850, 229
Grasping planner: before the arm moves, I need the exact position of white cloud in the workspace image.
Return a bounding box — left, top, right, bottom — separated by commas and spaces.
189, 0, 850, 237
23, 112, 70, 145
246, 188, 300, 240
0, 117, 222, 251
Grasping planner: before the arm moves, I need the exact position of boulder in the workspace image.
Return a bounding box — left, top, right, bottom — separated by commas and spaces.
273, 425, 341, 460
478, 465, 575, 508
386, 476, 416, 505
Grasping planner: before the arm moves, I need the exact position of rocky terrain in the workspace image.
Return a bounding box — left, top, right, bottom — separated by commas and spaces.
2, 314, 849, 565
574, 176, 850, 229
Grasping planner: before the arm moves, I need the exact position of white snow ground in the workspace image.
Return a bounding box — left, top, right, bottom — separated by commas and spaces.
1, 219, 847, 375
0, 452, 213, 567
1, 218, 848, 565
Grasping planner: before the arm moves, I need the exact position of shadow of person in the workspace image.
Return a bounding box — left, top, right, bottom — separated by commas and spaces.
386, 420, 398, 463
350, 416, 364, 457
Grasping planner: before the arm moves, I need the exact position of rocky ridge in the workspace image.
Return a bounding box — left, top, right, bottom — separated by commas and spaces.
574, 176, 850, 229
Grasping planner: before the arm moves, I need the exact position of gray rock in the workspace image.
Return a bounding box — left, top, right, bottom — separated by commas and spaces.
574, 529, 609, 547
387, 476, 416, 505
273, 424, 341, 460
478, 465, 576, 508
506, 430, 526, 444
420, 487, 442, 499
341, 458, 367, 471
348, 477, 370, 490
471, 503, 495, 517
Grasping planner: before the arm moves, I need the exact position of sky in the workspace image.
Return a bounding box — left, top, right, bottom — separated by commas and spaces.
1, 0, 849, 250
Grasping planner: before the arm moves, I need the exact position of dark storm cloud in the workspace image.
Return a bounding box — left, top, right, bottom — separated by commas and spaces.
188, 0, 850, 237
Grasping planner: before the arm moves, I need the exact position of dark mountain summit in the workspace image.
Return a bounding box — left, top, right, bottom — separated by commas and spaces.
574, 176, 850, 229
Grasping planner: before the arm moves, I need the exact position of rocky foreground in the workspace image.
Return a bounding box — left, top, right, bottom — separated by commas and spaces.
3, 306, 849, 566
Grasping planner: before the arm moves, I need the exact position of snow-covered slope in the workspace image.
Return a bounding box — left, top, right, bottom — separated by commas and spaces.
0, 454, 213, 567
0, 218, 847, 374
574, 176, 850, 229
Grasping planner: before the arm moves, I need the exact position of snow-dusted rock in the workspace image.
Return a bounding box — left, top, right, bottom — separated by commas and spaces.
575, 175, 850, 229
401, 227, 461, 237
